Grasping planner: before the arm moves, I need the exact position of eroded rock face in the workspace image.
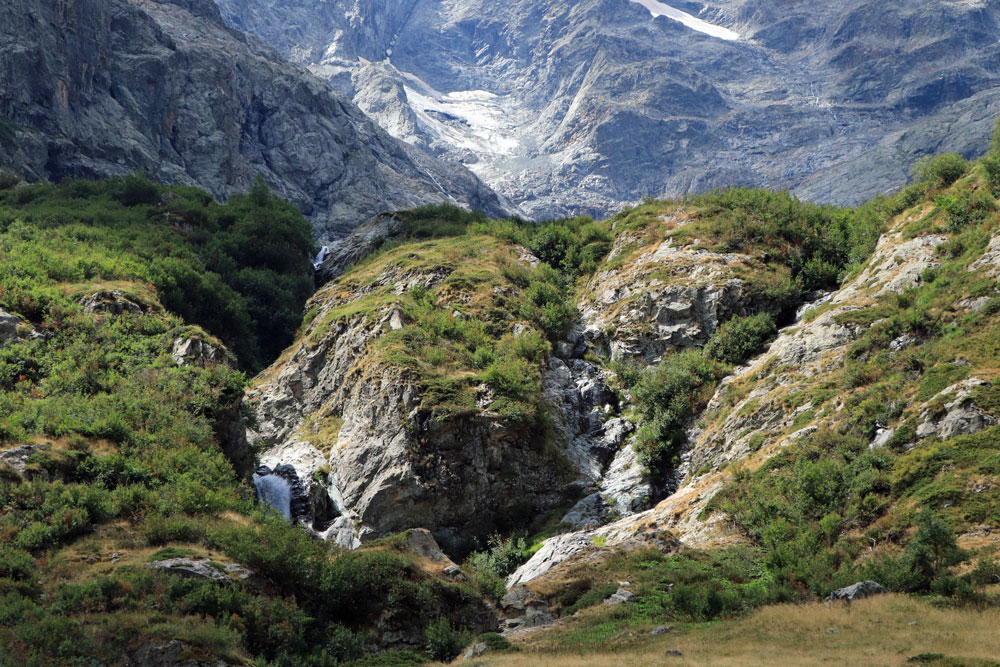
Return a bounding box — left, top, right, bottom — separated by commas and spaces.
512, 218, 972, 587
316, 212, 404, 285
248, 263, 569, 551
580, 222, 755, 363
0, 0, 508, 241
916, 379, 995, 441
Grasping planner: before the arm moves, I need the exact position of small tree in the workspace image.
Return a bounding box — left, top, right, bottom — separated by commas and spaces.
912, 153, 968, 188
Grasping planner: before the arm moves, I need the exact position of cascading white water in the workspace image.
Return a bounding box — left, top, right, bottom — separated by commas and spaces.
253, 472, 293, 518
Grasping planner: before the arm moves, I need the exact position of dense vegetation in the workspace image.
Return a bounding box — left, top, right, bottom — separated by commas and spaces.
0, 178, 490, 665
0, 175, 315, 371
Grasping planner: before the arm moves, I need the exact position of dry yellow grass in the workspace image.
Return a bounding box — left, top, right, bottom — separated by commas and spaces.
474, 596, 1000, 666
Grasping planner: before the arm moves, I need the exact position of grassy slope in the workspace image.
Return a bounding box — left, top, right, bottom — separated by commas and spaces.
0, 181, 488, 666
478, 595, 1000, 666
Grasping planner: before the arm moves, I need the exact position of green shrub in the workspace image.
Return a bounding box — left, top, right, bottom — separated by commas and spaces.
632, 351, 725, 476
705, 313, 777, 365
424, 618, 470, 663
477, 632, 515, 653
466, 535, 529, 600
913, 153, 969, 188
0, 547, 35, 581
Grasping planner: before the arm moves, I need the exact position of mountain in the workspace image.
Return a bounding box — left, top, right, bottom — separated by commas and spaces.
216, 0, 1000, 220
0, 0, 509, 240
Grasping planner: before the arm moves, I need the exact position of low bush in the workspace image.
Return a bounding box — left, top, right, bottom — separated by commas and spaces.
913, 153, 969, 188
705, 313, 777, 365
424, 618, 471, 663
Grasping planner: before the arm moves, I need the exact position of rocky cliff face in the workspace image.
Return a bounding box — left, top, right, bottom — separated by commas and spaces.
0, 0, 508, 240
217, 0, 1000, 220
509, 193, 1000, 590
248, 233, 583, 551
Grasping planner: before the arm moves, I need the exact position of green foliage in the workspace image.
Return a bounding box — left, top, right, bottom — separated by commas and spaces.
632, 351, 727, 477
465, 534, 529, 600
518, 264, 577, 340
477, 632, 515, 653
675, 188, 901, 297
0, 176, 315, 371
705, 313, 777, 365
424, 617, 471, 663
913, 153, 970, 188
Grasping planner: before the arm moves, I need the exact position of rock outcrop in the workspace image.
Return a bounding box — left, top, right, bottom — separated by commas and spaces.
146, 557, 254, 583
578, 212, 760, 363
825, 581, 887, 603
247, 238, 574, 551
0, 0, 508, 241
0, 308, 34, 347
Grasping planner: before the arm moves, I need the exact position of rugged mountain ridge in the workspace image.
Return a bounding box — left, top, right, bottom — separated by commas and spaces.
217, 0, 1000, 220
0, 0, 508, 240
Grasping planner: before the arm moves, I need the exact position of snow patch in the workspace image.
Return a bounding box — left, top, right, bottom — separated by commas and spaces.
629, 0, 741, 41
400, 72, 521, 161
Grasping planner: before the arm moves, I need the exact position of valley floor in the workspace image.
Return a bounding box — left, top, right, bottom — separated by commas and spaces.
473, 596, 1000, 666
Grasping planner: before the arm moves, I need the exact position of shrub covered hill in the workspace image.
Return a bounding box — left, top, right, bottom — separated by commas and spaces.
3, 137, 1000, 664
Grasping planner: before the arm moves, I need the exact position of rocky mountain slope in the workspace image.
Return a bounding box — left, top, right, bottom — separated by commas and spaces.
217, 0, 1000, 221
246, 148, 1000, 658
0, 0, 508, 240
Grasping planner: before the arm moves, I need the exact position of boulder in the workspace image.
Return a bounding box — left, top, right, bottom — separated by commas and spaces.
145, 558, 253, 583
78, 291, 147, 316
603, 588, 637, 605
0, 309, 23, 346
825, 581, 887, 603
171, 336, 233, 368
0, 444, 48, 476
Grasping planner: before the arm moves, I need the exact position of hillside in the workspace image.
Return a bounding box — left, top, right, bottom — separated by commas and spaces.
2, 141, 1000, 665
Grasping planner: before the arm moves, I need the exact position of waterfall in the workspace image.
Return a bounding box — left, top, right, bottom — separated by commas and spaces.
253, 469, 292, 518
